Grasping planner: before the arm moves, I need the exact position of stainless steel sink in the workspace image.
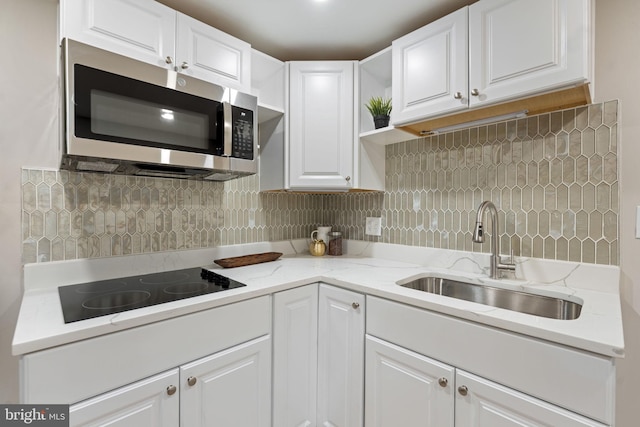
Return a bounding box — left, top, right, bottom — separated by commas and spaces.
398, 276, 582, 320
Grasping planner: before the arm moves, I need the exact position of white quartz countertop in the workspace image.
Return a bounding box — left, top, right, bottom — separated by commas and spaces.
13, 240, 625, 358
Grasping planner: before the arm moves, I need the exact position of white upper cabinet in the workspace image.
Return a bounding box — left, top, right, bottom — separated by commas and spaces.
468, 0, 592, 107
61, 0, 251, 91
252, 49, 286, 120
176, 13, 251, 91
60, 0, 176, 69
288, 61, 356, 191
392, 7, 469, 126
391, 0, 592, 127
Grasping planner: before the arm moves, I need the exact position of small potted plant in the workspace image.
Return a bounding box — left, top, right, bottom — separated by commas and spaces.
365, 96, 392, 129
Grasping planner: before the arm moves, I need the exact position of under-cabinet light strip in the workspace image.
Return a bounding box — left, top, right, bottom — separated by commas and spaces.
421, 110, 529, 135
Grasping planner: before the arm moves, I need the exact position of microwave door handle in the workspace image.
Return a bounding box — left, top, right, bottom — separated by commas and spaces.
223, 102, 233, 157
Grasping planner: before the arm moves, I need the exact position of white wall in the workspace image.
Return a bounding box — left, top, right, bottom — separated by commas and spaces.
0, 0, 59, 403
594, 0, 640, 425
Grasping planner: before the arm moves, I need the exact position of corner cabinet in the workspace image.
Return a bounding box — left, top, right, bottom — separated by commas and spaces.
392, 0, 593, 130
60, 0, 251, 91
273, 283, 365, 426
287, 62, 357, 191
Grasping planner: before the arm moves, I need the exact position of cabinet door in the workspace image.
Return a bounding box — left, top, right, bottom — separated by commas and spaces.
365, 335, 454, 427
69, 369, 179, 427
391, 7, 468, 125
60, 0, 176, 68
273, 284, 319, 427
180, 335, 271, 427
468, 0, 591, 107
455, 370, 607, 427
317, 284, 365, 427
176, 13, 251, 91
288, 61, 355, 190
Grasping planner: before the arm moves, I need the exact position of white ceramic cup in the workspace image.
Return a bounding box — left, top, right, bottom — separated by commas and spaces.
311, 226, 332, 243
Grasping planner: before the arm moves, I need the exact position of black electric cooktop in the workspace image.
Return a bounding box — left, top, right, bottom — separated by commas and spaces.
58, 267, 246, 323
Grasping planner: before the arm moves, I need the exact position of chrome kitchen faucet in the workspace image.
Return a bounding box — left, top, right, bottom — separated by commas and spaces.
472, 201, 516, 279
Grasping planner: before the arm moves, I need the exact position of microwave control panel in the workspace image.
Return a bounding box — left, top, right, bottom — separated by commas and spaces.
232, 106, 254, 160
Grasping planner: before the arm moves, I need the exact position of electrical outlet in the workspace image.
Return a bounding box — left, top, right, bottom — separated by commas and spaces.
365, 217, 382, 236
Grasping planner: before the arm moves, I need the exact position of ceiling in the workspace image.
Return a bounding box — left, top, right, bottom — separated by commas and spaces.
157, 0, 475, 61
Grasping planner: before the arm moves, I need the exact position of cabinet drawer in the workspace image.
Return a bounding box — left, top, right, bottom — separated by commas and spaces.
366, 296, 614, 425
21, 296, 271, 404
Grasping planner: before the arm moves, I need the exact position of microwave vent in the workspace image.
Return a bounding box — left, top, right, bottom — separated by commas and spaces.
204, 173, 238, 181
76, 160, 119, 173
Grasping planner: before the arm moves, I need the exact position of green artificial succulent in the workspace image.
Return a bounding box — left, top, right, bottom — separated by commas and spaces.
365, 96, 392, 117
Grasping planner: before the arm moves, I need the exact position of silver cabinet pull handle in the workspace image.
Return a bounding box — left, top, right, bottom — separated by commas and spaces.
165, 56, 173, 64
181, 62, 189, 70
352, 302, 360, 309
458, 385, 468, 396
187, 376, 197, 386
166, 385, 177, 396
438, 377, 448, 387
453, 92, 463, 99
470, 88, 480, 96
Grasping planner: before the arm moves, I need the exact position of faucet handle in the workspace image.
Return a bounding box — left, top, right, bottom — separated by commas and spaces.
499, 249, 515, 266
497, 249, 516, 279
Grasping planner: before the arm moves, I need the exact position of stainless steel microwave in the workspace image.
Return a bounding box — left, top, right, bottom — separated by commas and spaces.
61, 38, 257, 180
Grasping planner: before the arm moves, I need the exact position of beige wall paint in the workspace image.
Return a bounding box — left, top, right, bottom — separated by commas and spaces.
594, 0, 640, 425
0, 0, 59, 403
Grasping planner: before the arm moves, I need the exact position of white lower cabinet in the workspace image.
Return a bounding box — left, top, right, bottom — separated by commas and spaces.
273, 283, 319, 426
365, 335, 454, 427
365, 296, 613, 426
69, 335, 271, 427
21, 297, 272, 426
365, 335, 606, 427
455, 370, 606, 427
69, 369, 180, 427
180, 335, 271, 427
317, 284, 365, 427
273, 283, 365, 427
